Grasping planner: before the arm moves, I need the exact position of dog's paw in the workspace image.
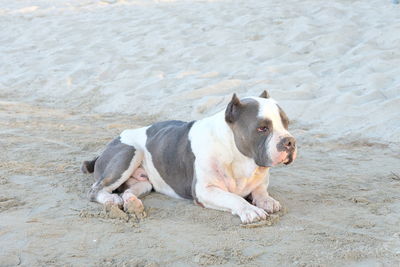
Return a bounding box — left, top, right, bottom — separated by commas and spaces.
253, 196, 281, 214
123, 196, 146, 219
104, 194, 123, 208
236, 204, 268, 224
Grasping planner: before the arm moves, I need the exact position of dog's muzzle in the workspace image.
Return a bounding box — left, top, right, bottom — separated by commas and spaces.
276, 136, 297, 166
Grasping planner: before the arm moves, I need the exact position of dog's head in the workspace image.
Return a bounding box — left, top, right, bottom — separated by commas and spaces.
225, 91, 297, 167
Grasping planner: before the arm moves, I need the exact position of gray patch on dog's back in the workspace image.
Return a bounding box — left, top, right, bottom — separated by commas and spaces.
89, 137, 136, 200
146, 120, 196, 199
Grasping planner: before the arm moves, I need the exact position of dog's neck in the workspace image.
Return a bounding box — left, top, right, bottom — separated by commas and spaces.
200, 110, 268, 180
201, 110, 257, 167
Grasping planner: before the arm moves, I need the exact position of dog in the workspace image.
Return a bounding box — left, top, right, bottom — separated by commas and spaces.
81, 91, 297, 224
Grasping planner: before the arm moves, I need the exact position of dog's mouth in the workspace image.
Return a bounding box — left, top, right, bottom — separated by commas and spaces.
272, 151, 297, 166
283, 156, 292, 165
256, 150, 297, 167
283, 150, 297, 165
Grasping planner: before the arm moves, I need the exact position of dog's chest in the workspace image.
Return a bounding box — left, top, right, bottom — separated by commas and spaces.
220, 163, 268, 197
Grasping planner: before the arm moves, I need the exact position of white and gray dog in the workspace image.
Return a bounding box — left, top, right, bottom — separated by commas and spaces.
82, 91, 297, 224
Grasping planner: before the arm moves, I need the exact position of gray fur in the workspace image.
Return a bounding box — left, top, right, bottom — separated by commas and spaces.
81, 156, 98, 174
225, 97, 273, 167
88, 137, 136, 201
191, 172, 200, 205
146, 120, 196, 199
276, 136, 296, 152
259, 90, 270, 99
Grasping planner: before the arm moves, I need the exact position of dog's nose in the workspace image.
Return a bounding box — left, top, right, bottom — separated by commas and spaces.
282, 137, 296, 150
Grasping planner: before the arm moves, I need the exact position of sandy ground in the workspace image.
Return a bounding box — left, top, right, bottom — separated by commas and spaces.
1, 100, 400, 266
1, 0, 400, 266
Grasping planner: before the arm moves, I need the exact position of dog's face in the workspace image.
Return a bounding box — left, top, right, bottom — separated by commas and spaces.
225, 91, 297, 167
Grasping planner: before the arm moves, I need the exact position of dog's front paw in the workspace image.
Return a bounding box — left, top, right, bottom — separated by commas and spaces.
235, 204, 268, 224
253, 196, 281, 214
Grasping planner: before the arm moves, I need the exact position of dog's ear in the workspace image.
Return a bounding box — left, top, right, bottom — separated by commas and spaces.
225, 93, 242, 123
259, 90, 270, 99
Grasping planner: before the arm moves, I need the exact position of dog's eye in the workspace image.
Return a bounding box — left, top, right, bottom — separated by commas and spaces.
257, 126, 268, 133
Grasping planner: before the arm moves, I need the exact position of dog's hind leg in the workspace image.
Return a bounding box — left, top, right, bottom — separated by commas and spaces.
88, 137, 143, 208
119, 167, 153, 218
90, 187, 124, 207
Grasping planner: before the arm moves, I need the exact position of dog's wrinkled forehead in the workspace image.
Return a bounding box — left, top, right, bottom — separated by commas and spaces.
234, 98, 259, 121
243, 97, 286, 130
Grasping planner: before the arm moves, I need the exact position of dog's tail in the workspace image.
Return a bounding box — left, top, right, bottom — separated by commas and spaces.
81, 156, 98, 174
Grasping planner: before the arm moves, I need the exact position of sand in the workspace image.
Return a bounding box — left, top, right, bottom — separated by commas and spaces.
1, 0, 400, 266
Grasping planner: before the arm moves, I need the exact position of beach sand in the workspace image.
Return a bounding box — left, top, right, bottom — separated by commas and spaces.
1, 0, 399, 265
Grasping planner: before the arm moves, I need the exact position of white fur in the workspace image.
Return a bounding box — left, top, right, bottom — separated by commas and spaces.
189, 110, 273, 223
96, 189, 123, 206
122, 179, 152, 200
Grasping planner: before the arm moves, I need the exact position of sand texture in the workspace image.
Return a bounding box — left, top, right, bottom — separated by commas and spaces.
1, 0, 400, 266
